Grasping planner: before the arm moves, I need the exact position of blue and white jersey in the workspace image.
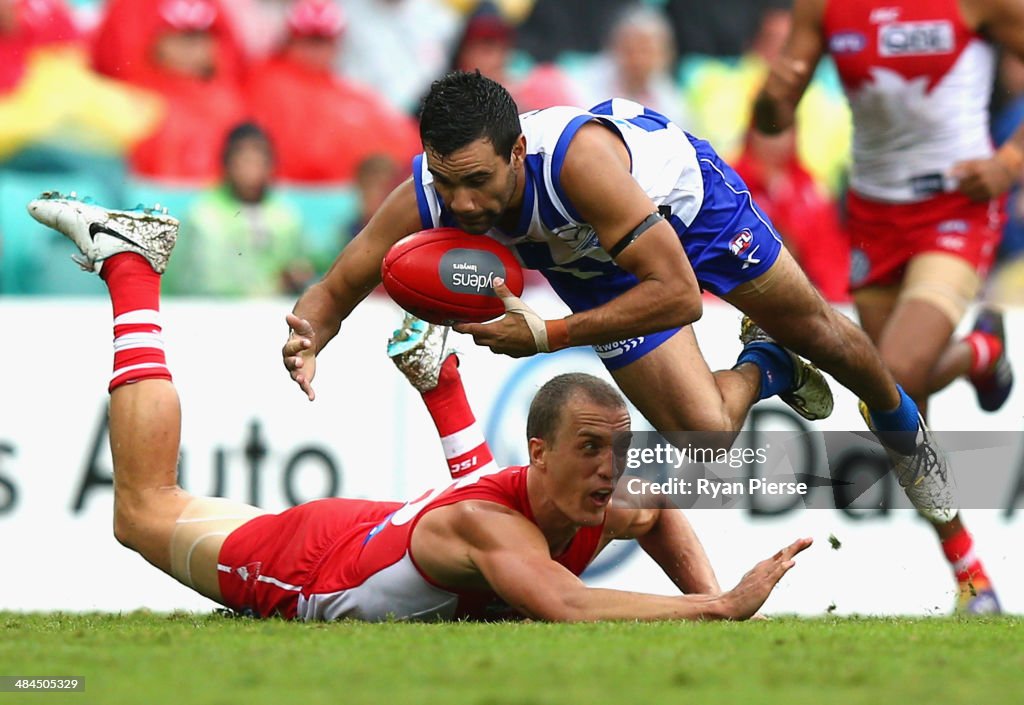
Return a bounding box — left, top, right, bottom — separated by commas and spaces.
412, 99, 706, 281
411, 99, 783, 370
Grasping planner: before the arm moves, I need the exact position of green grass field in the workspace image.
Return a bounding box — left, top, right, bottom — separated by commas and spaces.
1, 612, 1021, 705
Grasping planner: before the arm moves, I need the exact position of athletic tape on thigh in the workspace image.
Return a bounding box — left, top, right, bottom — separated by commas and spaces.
182, 531, 229, 589
727, 259, 782, 297
900, 282, 968, 324
900, 254, 981, 326
170, 497, 268, 589
607, 212, 663, 259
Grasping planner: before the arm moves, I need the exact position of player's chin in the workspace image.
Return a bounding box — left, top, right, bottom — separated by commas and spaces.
455, 215, 495, 234
575, 495, 611, 524
574, 511, 606, 527
458, 222, 490, 235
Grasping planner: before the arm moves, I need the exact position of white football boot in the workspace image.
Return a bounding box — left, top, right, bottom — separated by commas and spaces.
26, 191, 179, 274
857, 401, 957, 524
387, 312, 453, 392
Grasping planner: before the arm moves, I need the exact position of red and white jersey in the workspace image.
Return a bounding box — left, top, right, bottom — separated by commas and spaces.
280, 467, 602, 623
824, 0, 996, 202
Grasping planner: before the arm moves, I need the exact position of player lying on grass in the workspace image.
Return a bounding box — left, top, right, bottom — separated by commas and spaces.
28, 192, 811, 622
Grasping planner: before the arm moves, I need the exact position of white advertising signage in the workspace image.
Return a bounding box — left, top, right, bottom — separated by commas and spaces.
1, 295, 1020, 615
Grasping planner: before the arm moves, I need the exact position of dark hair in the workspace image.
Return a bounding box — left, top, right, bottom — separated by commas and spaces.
419, 70, 521, 159
221, 122, 273, 166
527, 373, 626, 442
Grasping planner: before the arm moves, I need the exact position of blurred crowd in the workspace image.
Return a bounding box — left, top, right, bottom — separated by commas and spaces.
0, 0, 1022, 302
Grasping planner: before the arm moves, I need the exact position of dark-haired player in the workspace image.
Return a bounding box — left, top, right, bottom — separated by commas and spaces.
25, 192, 810, 621
283, 71, 962, 604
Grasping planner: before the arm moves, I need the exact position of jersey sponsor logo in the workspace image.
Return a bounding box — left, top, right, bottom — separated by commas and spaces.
869, 7, 900, 24
878, 21, 955, 57
594, 337, 646, 359
440, 249, 507, 296
937, 219, 968, 234
910, 173, 947, 197
553, 223, 601, 254
830, 31, 867, 54
937, 234, 967, 251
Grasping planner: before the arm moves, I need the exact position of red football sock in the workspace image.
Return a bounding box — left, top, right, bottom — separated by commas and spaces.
941, 528, 992, 589
100, 254, 172, 393
965, 331, 1003, 378
420, 356, 495, 478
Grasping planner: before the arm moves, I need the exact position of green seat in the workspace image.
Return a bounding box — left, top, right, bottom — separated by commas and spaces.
278, 185, 359, 272
122, 179, 203, 220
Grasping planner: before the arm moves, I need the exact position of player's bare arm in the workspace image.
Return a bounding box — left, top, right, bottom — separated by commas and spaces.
555, 123, 704, 345
283, 179, 422, 399
415, 500, 725, 621
413, 499, 809, 621
603, 502, 721, 595
952, 0, 1024, 200
753, 0, 827, 134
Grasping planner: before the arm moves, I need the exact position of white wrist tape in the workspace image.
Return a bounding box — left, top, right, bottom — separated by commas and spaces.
500, 291, 550, 352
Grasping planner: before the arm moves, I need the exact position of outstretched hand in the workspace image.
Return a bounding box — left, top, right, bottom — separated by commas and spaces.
453, 278, 544, 358
282, 313, 317, 401
721, 537, 813, 620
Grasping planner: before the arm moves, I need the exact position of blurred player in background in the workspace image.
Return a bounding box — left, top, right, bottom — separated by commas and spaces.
754, 0, 1018, 613
284, 72, 962, 601
27, 192, 811, 622
732, 123, 849, 302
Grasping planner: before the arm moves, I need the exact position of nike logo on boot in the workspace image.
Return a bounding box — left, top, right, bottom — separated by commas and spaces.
89, 222, 145, 250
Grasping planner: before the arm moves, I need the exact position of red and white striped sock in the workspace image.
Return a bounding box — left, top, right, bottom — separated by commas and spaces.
420, 355, 495, 478
941, 527, 992, 590
100, 254, 171, 393
965, 331, 1003, 378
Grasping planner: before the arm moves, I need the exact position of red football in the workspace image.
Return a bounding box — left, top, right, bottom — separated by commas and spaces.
381, 228, 525, 324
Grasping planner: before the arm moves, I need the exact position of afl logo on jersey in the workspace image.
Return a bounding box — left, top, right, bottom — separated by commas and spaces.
729, 229, 754, 257
829, 31, 866, 54
879, 21, 954, 57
